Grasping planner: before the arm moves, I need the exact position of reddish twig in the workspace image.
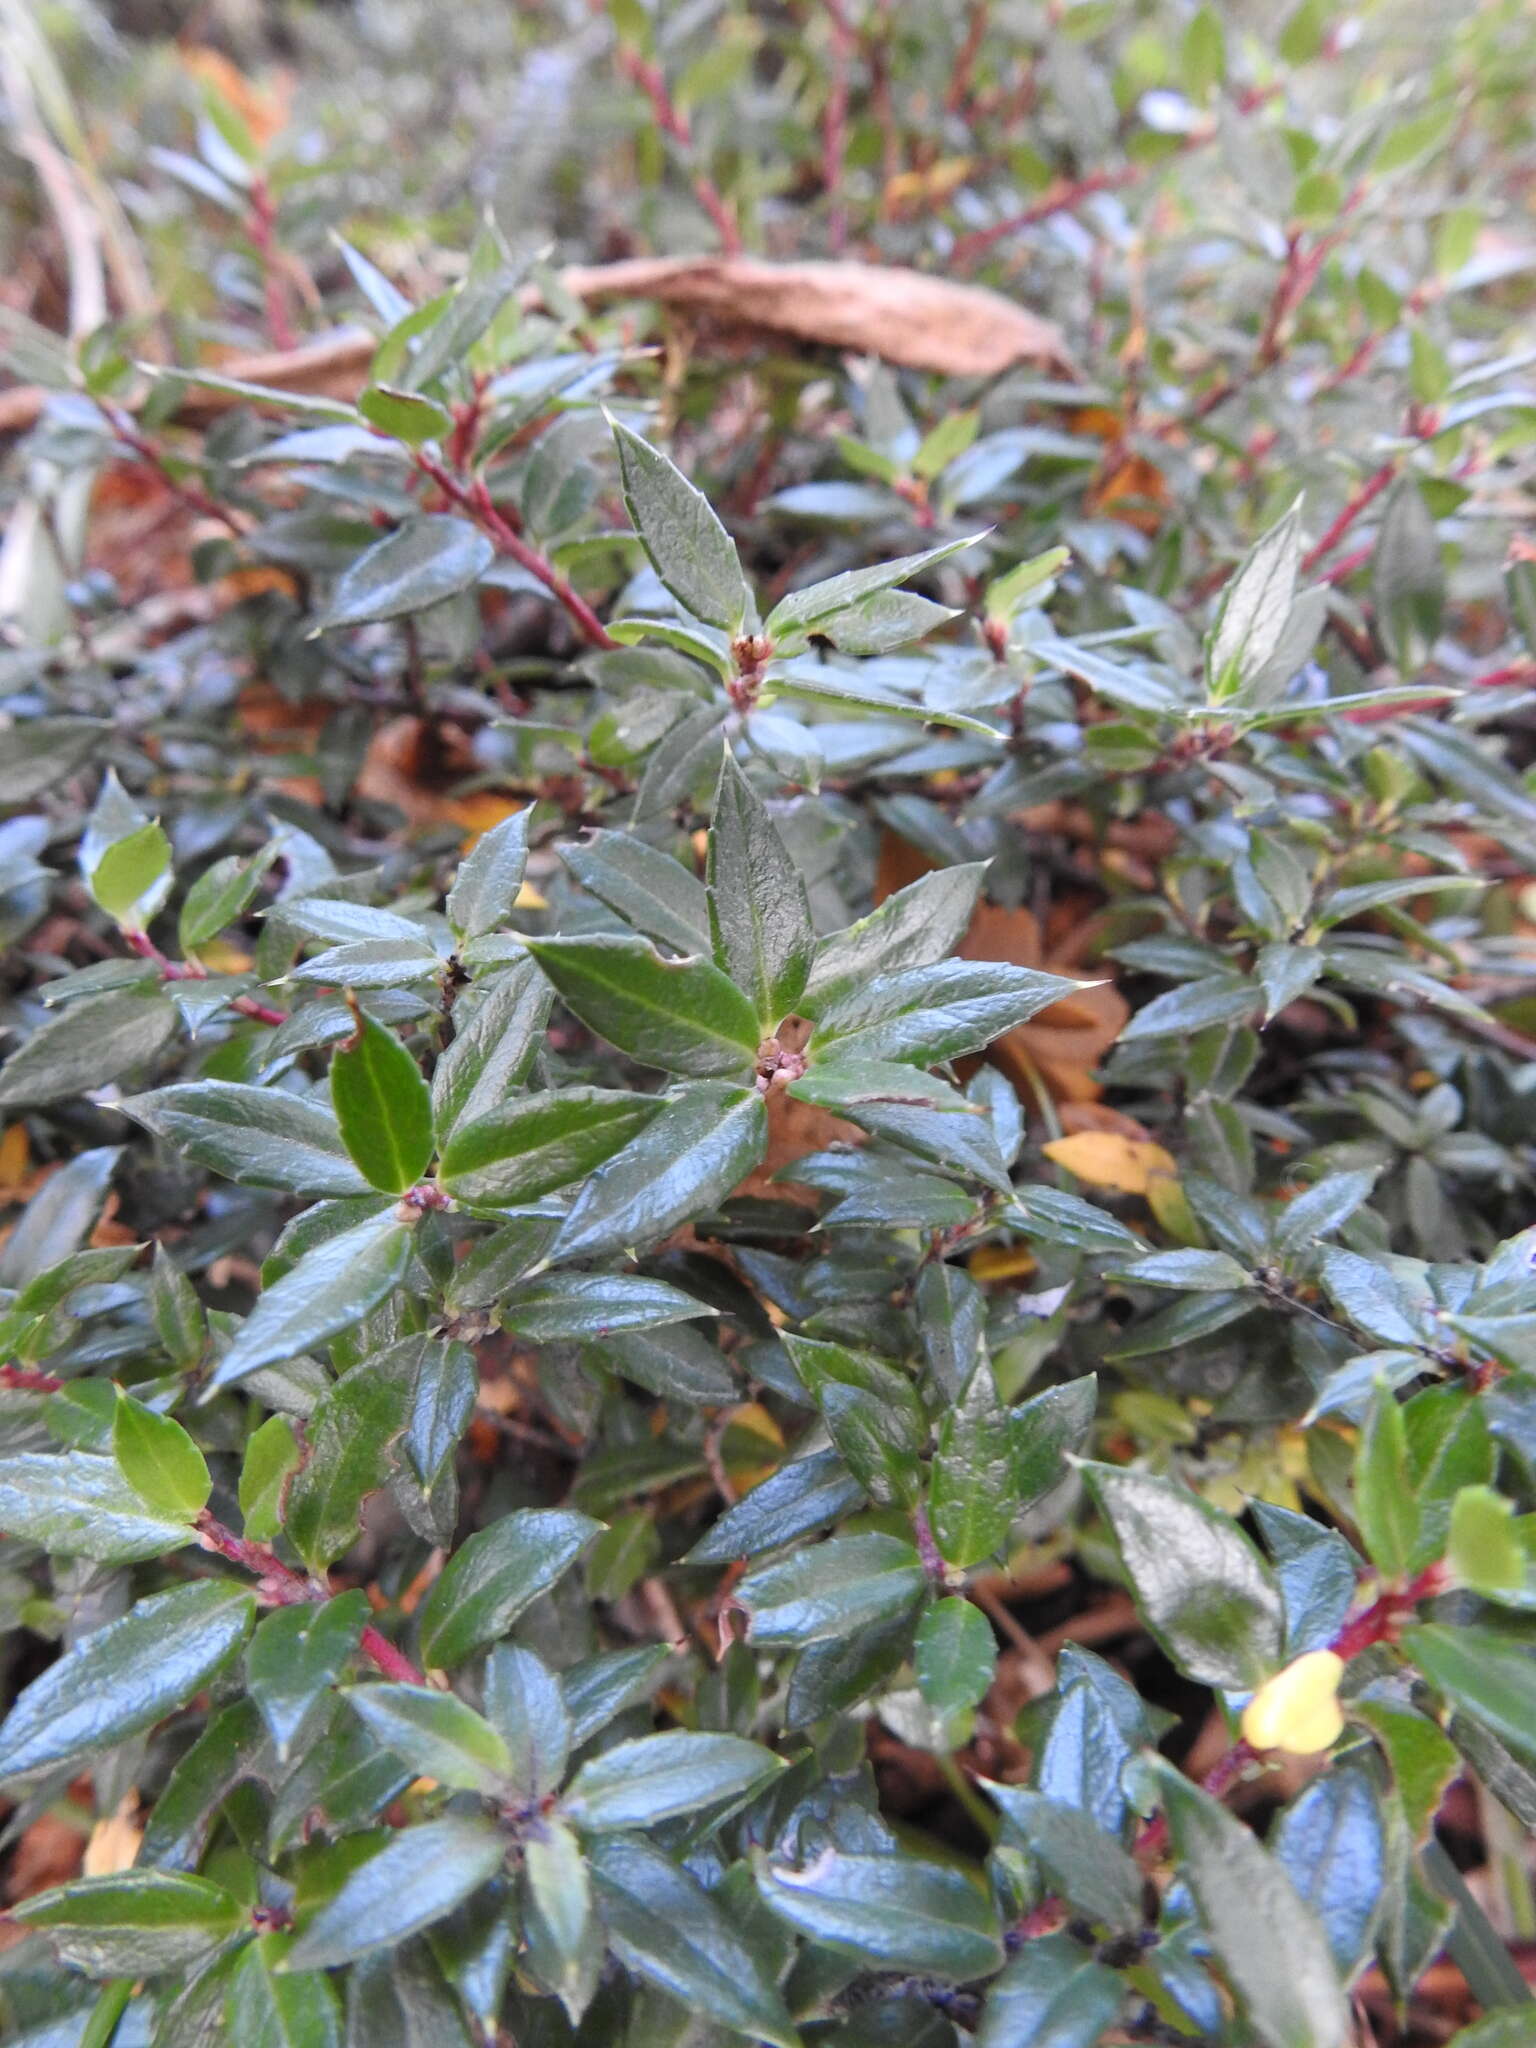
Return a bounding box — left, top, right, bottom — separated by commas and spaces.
944, 1, 990, 116
414, 451, 618, 651
124, 929, 288, 1027
195, 1510, 428, 1683
1299, 460, 1397, 574
246, 176, 297, 352
822, 0, 856, 252
951, 165, 1142, 267
0, 1365, 64, 1394
102, 406, 246, 540
615, 47, 742, 255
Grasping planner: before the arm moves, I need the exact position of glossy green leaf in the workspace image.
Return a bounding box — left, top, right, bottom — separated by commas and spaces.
931, 1358, 1015, 1564
809, 960, 1081, 1065
418, 1506, 601, 1668
914, 1598, 997, 1717
1271, 1766, 1386, 1978
976, 1933, 1122, 2048
785, 1332, 926, 1508
344, 1682, 513, 1794
247, 1592, 371, 1761
89, 819, 172, 928
438, 1086, 661, 1205
0, 1450, 196, 1561
1082, 1461, 1283, 1688
756, 1845, 1003, 1980
1150, 1756, 1350, 2048
211, 1210, 412, 1388
706, 749, 812, 1027
11, 1870, 243, 1979
227, 1932, 343, 2048
429, 957, 553, 1140
524, 934, 760, 1078
446, 810, 530, 940
550, 1082, 767, 1262
123, 1081, 373, 1196
501, 1271, 711, 1343
286, 1817, 507, 1970
586, 1835, 799, 2048
1354, 1383, 1418, 1578
566, 1730, 782, 1830
1405, 1624, 1536, 1764
0, 990, 177, 1108
0, 1581, 255, 1783
330, 1014, 434, 1193
560, 828, 712, 956
738, 1533, 926, 1647
524, 1814, 601, 2023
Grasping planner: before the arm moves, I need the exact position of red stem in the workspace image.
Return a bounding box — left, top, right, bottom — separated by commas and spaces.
414, 452, 617, 651
0, 1365, 64, 1394
247, 176, 297, 351
951, 165, 1142, 266
124, 928, 288, 1027
1299, 460, 1397, 573
822, 0, 855, 252
195, 1510, 428, 1683
616, 48, 741, 255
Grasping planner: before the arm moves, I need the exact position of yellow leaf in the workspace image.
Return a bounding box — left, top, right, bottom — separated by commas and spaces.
1241, 1649, 1345, 1756
968, 1242, 1037, 1282
1042, 1132, 1176, 1195
0, 1122, 29, 1197
83, 1796, 142, 1877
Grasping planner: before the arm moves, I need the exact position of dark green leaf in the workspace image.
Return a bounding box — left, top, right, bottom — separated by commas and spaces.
524, 1815, 600, 2024
344, 1683, 513, 1795
1012, 1377, 1098, 1511
438, 1087, 661, 1205
247, 1592, 371, 1761
785, 1333, 926, 1508
560, 829, 712, 956
739, 1533, 926, 1647
913, 1598, 997, 1718
11, 1870, 243, 1979
810, 960, 1080, 1065
286, 1817, 507, 1970
211, 1210, 412, 1388
0, 1581, 255, 1784
419, 1507, 601, 1668
0, 1450, 195, 1561
756, 1845, 1003, 1980
802, 864, 987, 1012
124, 1081, 373, 1197
1082, 1462, 1282, 1688
228, 1932, 343, 2048
484, 1644, 571, 1801
611, 419, 751, 633
429, 957, 553, 1140
588, 1835, 798, 2047
524, 934, 759, 1078
0, 990, 177, 1108
501, 1271, 711, 1343
686, 1448, 865, 1563
566, 1730, 782, 1830
319, 516, 493, 628
706, 750, 812, 1027
1405, 1624, 1536, 1765
446, 811, 530, 941
931, 1359, 1015, 1566
1271, 1766, 1386, 1978
1151, 1756, 1349, 2048
551, 1083, 766, 1262
986, 1785, 1144, 1931
976, 1933, 1122, 2048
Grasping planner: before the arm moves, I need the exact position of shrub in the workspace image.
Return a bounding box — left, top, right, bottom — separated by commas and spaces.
0, 3, 1534, 2044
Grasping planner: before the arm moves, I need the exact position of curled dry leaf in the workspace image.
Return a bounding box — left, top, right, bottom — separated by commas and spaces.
0, 261, 1070, 436
559, 256, 1074, 380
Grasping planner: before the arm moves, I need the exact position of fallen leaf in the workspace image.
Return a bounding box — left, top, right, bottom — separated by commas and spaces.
179, 47, 293, 153
968, 1243, 1037, 1282
0, 260, 1073, 436
83, 1796, 142, 1877
563, 256, 1073, 379
1042, 1131, 1176, 1195
0, 1122, 29, 1199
